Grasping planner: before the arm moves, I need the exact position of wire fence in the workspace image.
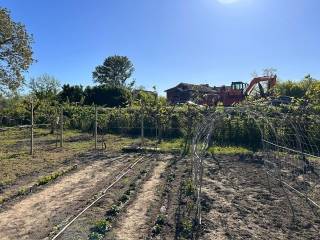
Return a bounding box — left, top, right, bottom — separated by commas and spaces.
0, 104, 185, 156
192, 105, 320, 226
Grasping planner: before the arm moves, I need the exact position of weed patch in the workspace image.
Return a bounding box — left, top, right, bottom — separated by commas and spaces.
208, 146, 253, 156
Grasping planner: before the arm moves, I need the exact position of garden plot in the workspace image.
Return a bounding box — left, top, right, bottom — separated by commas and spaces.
113, 160, 168, 240
55, 154, 160, 239
0, 154, 135, 240
200, 155, 320, 240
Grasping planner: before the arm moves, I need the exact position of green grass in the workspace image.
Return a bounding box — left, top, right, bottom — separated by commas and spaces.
208, 146, 253, 155
37, 171, 62, 185
159, 138, 183, 152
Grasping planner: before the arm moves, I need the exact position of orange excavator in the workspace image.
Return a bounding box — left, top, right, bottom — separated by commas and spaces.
217, 75, 277, 106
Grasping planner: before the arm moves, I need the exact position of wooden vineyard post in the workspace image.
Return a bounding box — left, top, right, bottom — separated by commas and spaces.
30, 99, 34, 155
94, 105, 98, 150
60, 107, 63, 148
141, 111, 144, 146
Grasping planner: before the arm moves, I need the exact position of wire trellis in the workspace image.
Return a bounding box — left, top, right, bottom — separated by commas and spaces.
192, 105, 320, 225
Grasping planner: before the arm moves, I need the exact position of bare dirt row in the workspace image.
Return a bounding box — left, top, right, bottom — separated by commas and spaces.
55, 153, 162, 239
0, 153, 136, 240
113, 160, 168, 239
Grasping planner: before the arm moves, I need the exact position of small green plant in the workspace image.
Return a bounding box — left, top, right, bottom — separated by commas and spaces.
183, 179, 195, 197
152, 224, 162, 236
92, 219, 111, 234
88, 232, 104, 240
124, 189, 131, 195
37, 171, 61, 185
129, 182, 136, 191
106, 204, 120, 217
180, 218, 193, 238
140, 169, 147, 175
18, 187, 28, 195
167, 173, 175, 182
119, 194, 129, 204
155, 214, 166, 225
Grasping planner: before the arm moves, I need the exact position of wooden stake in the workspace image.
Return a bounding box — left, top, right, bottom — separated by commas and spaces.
30, 99, 34, 155
60, 107, 63, 148
94, 105, 98, 150
141, 111, 144, 146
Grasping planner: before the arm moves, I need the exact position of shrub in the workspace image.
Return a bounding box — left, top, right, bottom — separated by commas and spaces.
152, 224, 162, 235
92, 219, 111, 234
88, 232, 104, 240
183, 179, 195, 197
140, 169, 147, 175
119, 194, 129, 204
129, 182, 136, 191
155, 214, 166, 225
106, 204, 120, 217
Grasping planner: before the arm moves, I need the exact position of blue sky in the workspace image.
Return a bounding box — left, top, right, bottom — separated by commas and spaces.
1, 0, 320, 94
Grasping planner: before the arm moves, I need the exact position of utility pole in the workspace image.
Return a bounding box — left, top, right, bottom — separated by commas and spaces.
60, 106, 63, 148
30, 99, 34, 155
94, 105, 98, 150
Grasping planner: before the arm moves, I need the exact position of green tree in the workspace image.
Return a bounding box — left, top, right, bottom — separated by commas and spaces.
29, 74, 60, 101
59, 84, 84, 104
92, 55, 135, 87
0, 8, 34, 93
306, 81, 320, 104
275, 75, 317, 99
84, 85, 131, 107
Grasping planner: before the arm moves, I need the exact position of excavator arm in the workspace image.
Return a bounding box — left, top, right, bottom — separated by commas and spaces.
244, 75, 277, 97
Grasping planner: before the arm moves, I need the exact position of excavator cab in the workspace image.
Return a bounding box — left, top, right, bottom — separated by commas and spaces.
231, 82, 248, 93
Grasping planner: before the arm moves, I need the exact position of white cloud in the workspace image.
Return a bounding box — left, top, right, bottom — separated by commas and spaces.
217, 0, 240, 4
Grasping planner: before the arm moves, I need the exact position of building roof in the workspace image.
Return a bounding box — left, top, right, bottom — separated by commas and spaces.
165, 82, 217, 93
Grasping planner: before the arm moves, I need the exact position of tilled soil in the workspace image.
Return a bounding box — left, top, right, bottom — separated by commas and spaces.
0, 154, 134, 240
56, 154, 158, 239
200, 156, 320, 240
113, 160, 168, 240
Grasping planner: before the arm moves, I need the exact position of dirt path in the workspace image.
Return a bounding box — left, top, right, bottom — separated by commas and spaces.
114, 161, 168, 240
0, 154, 131, 240
200, 156, 320, 240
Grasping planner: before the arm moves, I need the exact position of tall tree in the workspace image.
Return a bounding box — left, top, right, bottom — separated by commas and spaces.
29, 74, 60, 101
0, 8, 34, 93
59, 84, 84, 103
92, 55, 135, 87
84, 85, 131, 107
